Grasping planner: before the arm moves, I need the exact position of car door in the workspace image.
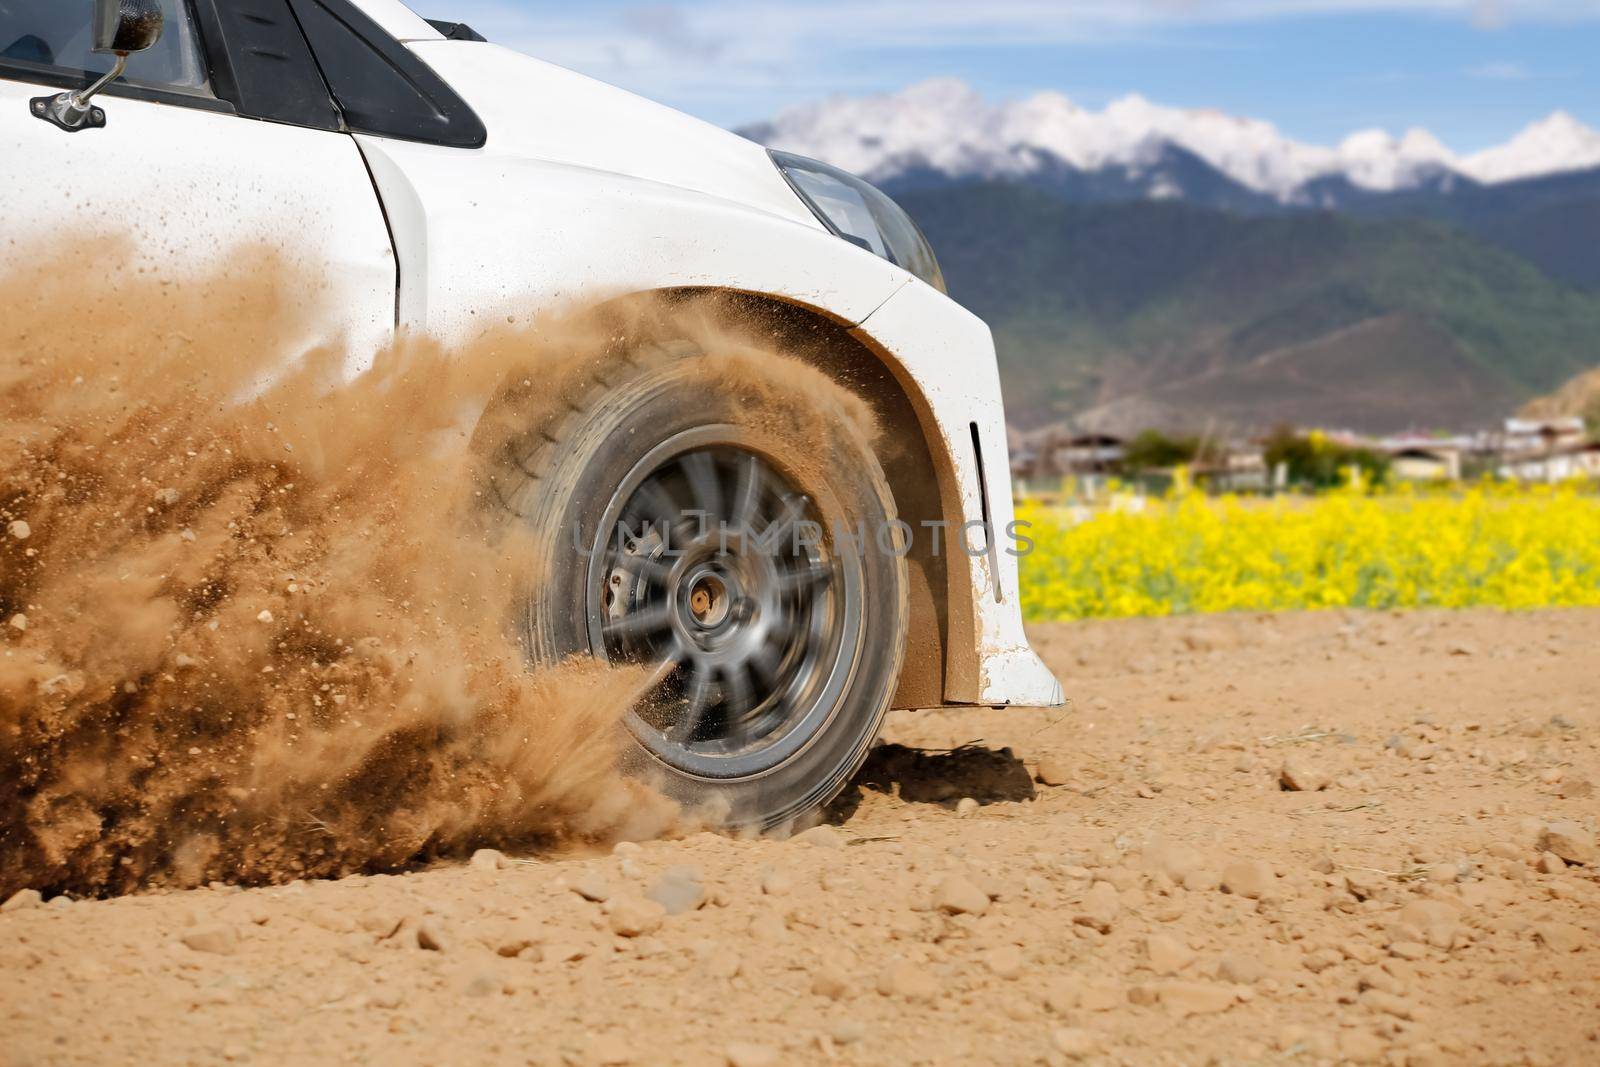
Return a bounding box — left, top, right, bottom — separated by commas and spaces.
0, 0, 396, 355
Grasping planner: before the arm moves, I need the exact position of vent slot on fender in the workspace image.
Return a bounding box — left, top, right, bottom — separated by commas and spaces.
969, 422, 1003, 602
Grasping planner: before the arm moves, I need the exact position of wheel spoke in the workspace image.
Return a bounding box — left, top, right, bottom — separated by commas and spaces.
779, 561, 833, 594
682, 451, 723, 523
730, 453, 766, 534
749, 637, 783, 689
756, 492, 809, 555
722, 662, 756, 721
602, 601, 672, 641
668, 663, 716, 744
628, 477, 682, 534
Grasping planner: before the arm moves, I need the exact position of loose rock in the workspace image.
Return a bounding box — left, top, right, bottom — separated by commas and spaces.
878, 960, 938, 1001
1279, 754, 1331, 792
933, 874, 989, 916
180, 925, 238, 955
1540, 820, 1594, 865
1051, 1028, 1104, 1059
2, 888, 43, 912
792, 826, 845, 849
605, 896, 666, 938
1035, 757, 1071, 786
1145, 933, 1196, 975
724, 1044, 779, 1067
1220, 859, 1275, 899
649, 866, 707, 915
1074, 881, 1119, 933
469, 848, 506, 872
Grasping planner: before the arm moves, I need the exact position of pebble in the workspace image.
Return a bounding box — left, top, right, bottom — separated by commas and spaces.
878, 959, 938, 1001
1361, 990, 1415, 1019
7, 520, 30, 540
469, 848, 506, 872
180, 924, 239, 955
1143, 838, 1204, 882
1217, 953, 1266, 985
7, 614, 25, 632
605, 896, 666, 938
589, 1034, 634, 1065
1220, 859, 1275, 899
829, 1019, 867, 1045
1280, 754, 1331, 792
703, 949, 742, 979
1558, 775, 1594, 800
724, 1043, 779, 1067
463, 971, 500, 997
792, 826, 846, 849
984, 945, 1025, 980
649, 866, 707, 915
494, 922, 541, 958
933, 874, 990, 916
1035, 757, 1071, 786
812, 965, 853, 1000
2, 888, 43, 912
1339, 1029, 1387, 1063
572, 872, 612, 903
1144, 934, 1195, 975
760, 867, 795, 896
1051, 1028, 1104, 1058
1533, 922, 1584, 952
1043, 976, 1124, 1013
955, 797, 980, 818
415, 918, 450, 952
1540, 820, 1594, 865
1149, 981, 1238, 1017
1074, 881, 1119, 933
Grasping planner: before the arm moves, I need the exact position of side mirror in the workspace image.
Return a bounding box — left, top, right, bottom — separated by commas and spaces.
31, 0, 164, 132
93, 0, 165, 56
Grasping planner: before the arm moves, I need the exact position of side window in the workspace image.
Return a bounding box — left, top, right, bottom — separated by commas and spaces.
0, 0, 213, 97
287, 0, 484, 148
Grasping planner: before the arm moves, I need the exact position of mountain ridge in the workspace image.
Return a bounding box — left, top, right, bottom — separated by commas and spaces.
741, 80, 1600, 204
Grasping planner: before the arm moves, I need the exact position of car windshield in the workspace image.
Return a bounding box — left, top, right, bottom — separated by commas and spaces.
0, 0, 210, 94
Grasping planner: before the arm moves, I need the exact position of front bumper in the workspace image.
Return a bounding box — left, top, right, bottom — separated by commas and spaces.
851, 283, 1064, 709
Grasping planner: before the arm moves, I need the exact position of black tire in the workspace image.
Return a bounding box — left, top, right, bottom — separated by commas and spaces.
488, 338, 908, 828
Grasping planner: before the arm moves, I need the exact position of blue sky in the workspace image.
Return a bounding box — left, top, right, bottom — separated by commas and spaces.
436, 0, 1600, 149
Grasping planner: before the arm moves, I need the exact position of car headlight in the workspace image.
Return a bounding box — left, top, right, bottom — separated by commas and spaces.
769, 150, 946, 294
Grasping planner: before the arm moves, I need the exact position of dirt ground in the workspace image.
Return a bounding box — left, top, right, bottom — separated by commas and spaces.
3, 607, 1597, 1067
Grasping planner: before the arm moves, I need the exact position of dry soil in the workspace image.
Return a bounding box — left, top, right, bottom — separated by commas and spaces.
3, 607, 1598, 1067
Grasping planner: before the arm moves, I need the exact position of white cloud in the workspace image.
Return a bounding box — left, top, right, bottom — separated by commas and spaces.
1467, 59, 1531, 77
434, 0, 1600, 113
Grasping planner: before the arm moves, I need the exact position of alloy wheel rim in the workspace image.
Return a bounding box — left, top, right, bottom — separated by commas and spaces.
585, 427, 864, 780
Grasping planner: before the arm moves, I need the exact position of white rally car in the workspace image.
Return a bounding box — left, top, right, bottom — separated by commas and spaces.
0, 0, 1061, 825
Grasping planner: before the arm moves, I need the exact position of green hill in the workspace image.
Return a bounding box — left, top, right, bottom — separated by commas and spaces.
898, 184, 1600, 433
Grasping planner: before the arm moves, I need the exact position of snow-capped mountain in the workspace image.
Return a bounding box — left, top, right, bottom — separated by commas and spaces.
1461, 111, 1600, 184
741, 79, 1600, 203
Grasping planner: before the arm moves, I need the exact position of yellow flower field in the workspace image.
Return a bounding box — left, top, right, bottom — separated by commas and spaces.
1017, 480, 1600, 620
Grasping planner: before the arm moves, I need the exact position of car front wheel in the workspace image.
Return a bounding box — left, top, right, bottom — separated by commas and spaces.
489, 337, 908, 828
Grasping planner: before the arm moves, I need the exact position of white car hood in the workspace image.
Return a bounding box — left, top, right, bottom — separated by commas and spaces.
406, 41, 821, 229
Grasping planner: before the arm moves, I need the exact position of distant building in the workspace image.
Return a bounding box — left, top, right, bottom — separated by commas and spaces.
1192, 442, 1269, 493
1502, 417, 1586, 456
1389, 446, 1462, 482
1057, 433, 1126, 473
1498, 441, 1600, 483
